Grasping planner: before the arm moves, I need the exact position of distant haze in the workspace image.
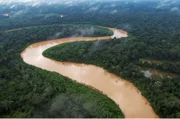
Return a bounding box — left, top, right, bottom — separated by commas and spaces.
0, 0, 179, 8
0, 0, 178, 4
0, 0, 179, 13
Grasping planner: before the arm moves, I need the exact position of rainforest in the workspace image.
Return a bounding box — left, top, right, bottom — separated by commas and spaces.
0, 0, 180, 118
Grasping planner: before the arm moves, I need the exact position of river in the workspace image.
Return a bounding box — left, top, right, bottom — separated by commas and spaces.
21, 26, 158, 118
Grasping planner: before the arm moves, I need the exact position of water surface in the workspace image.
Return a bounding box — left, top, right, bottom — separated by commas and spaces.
21, 26, 158, 118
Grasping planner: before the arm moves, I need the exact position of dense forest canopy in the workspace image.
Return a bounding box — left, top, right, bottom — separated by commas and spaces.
0, 0, 180, 118
0, 24, 121, 118
1, 0, 180, 30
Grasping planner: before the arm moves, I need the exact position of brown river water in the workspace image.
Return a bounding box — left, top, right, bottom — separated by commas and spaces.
21, 27, 158, 118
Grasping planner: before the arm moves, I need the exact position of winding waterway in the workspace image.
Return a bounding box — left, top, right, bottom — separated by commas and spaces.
21, 26, 158, 118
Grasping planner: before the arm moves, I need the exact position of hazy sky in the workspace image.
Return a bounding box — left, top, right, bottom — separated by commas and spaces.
0, 0, 177, 3
0, 0, 179, 9
0, 0, 102, 3
0, 0, 162, 3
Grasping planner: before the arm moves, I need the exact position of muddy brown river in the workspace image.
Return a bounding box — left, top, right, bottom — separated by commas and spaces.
21, 27, 158, 118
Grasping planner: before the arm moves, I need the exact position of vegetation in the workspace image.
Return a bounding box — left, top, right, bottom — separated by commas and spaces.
1, 0, 180, 118
139, 59, 180, 74
0, 24, 122, 118
44, 36, 180, 118
43, 11, 180, 118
